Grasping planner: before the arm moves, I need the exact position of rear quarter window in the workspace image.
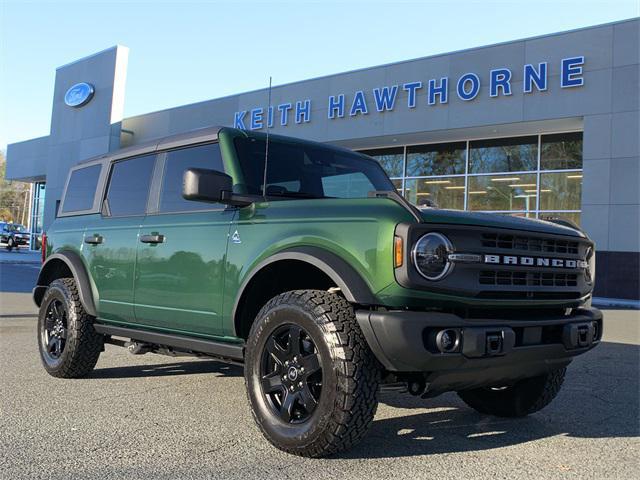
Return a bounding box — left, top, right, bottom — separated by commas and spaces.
61, 164, 102, 213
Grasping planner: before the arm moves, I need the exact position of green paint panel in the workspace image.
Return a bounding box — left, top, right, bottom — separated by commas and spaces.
82, 216, 141, 324
134, 210, 236, 336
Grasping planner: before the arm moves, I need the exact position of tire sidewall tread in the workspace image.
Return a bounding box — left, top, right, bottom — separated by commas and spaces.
37, 277, 103, 378
244, 289, 381, 457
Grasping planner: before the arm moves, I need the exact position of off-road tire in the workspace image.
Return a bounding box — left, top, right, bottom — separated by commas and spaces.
245, 290, 381, 457
458, 367, 566, 417
37, 278, 103, 378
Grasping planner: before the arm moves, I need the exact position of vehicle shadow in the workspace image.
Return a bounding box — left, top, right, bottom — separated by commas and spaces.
85, 341, 638, 459
88, 360, 243, 379
343, 340, 639, 459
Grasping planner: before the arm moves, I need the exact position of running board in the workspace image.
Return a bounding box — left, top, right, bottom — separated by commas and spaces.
93, 324, 245, 362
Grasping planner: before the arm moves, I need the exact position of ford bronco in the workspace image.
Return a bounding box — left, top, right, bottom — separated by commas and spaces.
34, 127, 601, 457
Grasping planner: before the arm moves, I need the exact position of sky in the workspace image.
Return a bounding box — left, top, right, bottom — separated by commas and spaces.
1, 0, 638, 150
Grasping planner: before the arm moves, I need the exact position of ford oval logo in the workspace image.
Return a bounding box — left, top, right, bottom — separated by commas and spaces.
64, 82, 95, 108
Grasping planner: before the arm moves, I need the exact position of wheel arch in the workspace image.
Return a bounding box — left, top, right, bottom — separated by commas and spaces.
33, 251, 97, 317
232, 246, 377, 338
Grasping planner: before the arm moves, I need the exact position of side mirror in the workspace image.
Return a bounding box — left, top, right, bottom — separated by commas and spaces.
182, 168, 252, 207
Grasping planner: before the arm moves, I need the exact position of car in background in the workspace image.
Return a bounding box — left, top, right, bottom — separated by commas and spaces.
0, 223, 30, 251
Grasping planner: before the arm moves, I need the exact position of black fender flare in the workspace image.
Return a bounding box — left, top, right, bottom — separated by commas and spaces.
231, 246, 378, 335
33, 251, 97, 317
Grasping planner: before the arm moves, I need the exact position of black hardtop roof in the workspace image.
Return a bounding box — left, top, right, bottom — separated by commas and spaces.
76, 126, 372, 166
77, 126, 223, 166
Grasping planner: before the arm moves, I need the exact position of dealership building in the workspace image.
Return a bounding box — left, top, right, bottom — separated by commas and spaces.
6, 18, 639, 300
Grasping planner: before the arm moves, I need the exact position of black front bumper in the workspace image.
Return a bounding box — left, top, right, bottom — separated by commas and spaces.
356, 307, 602, 394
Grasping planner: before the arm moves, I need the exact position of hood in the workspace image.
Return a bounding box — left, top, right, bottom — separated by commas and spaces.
419, 209, 585, 238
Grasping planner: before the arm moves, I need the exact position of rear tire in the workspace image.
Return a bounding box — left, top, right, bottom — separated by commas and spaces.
457, 367, 566, 417
245, 290, 381, 457
37, 278, 103, 378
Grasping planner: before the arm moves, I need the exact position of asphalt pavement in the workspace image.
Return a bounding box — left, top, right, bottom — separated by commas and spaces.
1, 260, 639, 479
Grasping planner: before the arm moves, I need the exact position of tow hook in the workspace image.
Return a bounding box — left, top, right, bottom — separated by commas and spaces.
486, 333, 503, 355
562, 322, 597, 349
462, 327, 515, 358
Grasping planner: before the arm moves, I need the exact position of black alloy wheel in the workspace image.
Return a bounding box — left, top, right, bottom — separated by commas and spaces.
245, 290, 381, 457
41, 298, 68, 361
37, 278, 103, 378
260, 324, 322, 423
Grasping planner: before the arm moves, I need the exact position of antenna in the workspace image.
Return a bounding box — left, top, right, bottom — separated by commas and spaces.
262, 76, 273, 200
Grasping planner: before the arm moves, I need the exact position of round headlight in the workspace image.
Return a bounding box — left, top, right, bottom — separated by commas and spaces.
412, 232, 453, 281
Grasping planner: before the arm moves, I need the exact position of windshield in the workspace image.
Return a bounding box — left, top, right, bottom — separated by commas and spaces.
233, 136, 395, 199
6, 224, 25, 232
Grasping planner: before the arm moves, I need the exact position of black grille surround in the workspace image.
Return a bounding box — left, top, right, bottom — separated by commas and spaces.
394, 222, 594, 307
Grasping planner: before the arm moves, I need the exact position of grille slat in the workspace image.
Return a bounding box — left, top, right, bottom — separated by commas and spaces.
479, 270, 578, 287
481, 233, 579, 255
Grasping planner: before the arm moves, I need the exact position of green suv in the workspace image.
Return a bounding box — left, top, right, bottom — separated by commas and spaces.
34, 127, 602, 457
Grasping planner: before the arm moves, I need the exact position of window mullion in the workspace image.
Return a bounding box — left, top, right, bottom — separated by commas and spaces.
536, 134, 542, 217
464, 140, 469, 210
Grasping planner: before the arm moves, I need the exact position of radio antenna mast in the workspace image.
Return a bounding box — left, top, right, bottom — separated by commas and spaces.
262, 76, 273, 200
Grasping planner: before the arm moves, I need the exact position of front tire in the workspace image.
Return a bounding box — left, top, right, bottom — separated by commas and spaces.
37, 278, 104, 378
245, 290, 381, 457
6, 238, 14, 251
457, 367, 566, 417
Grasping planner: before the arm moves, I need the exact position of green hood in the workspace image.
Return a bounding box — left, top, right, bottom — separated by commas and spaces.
419, 208, 585, 238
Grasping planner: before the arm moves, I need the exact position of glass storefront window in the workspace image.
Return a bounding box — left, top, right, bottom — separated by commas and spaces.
358, 131, 582, 223
469, 136, 538, 173
359, 147, 404, 178
539, 172, 582, 211
541, 132, 583, 170
467, 173, 538, 212
406, 142, 466, 177
30, 182, 46, 250
404, 177, 465, 209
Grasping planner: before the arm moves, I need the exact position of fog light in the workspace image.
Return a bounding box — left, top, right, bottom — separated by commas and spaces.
435, 329, 461, 353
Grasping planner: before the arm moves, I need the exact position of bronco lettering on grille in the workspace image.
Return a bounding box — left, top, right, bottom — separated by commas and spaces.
483, 254, 587, 269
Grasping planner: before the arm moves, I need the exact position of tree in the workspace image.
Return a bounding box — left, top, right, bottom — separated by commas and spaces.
0, 151, 31, 225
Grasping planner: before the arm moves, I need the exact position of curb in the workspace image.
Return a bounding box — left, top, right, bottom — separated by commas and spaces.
592, 297, 640, 310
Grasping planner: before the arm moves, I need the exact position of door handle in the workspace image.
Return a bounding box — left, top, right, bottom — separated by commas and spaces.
140, 234, 165, 244
84, 234, 103, 245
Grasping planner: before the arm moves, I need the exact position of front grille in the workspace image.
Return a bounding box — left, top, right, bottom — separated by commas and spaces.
481, 233, 579, 254
479, 270, 579, 287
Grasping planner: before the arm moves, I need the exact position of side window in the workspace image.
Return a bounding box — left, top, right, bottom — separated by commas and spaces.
105, 155, 156, 216
159, 143, 224, 213
321, 172, 376, 198
61, 164, 102, 213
